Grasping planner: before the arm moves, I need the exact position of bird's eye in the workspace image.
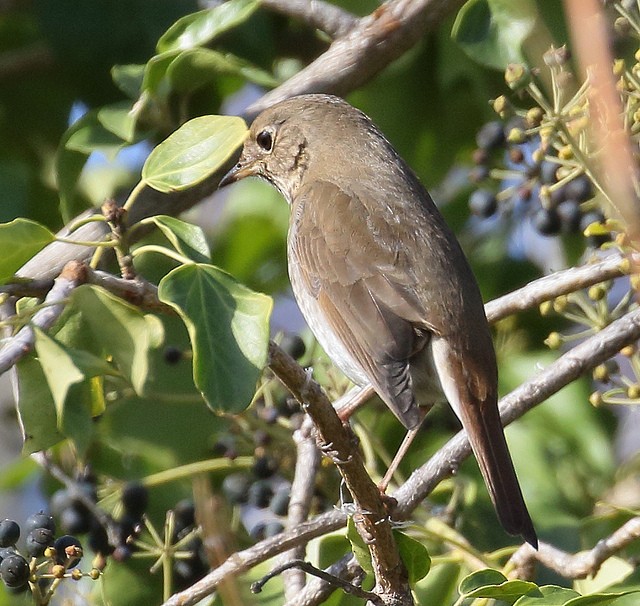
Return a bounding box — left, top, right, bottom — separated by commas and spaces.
256, 130, 274, 152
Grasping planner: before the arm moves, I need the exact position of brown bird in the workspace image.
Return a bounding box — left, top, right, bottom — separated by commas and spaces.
220, 94, 537, 547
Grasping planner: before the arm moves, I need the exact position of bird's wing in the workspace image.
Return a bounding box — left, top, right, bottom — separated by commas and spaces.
290, 180, 436, 428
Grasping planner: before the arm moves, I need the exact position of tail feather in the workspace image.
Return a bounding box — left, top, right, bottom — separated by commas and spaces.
430, 337, 537, 548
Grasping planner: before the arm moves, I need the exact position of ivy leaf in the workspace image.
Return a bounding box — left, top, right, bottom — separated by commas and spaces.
142, 215, 211, 263
142, 115, 248, 193
459, 569, 541, 603
0, 219, 55, 283
452, 0, 538, 69
15, 357, 64, 454
346, 517, 373, 577
70, 285, 164, 394
394, 530, 430, 586
157, 0, 260, 53
33, 328, 117, 427
158, 263, 272, 413
98, 101, 138, 143
514, 585, 580, 605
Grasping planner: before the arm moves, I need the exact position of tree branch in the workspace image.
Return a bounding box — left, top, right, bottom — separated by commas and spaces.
261, 0, 357, 39
247, 0, 465, 118
0, 261, 87, 374
268, 342, 412, 605
509, 517, 640, 579
276, 417, 322, 599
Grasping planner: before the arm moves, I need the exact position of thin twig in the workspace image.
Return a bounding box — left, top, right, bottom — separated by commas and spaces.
276, 416, 322, 599
252, 559, 382, 604
0, 261, 87, 374
509, 517, 640, 579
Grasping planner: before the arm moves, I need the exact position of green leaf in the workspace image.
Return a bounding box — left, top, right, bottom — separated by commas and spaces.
566, 593, 640, 606
142, 115, 248, 193
65, 111, 126, 158
157, 0, 260, 53
452, 0, 538, 69
33, 328, 117, 427
0, 218, 55, 283
111, 63, 145, 98
98, 101, 138, 143
167, 48, 278, 92
514, 585, 580, 605
575, 558, 635, 596
393, 530, 430, 586
142, 50, 181, 94
70, 285, 164, 394
460, 569, 540, 603
346, 518, 373, 577
158, 263, 272, 413
143, 215, 211, 263
15, 357, 64, 454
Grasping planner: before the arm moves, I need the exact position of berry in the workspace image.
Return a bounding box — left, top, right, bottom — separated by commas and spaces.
221, 474, 251, 505
25, 527, 54, 557
248, 480, 274, 508
88, 521, 112, 556
533, 207, 561, 235
173, 500, 196, 540
0, 554, 29, 588
539, 160, 558, 184
279, 333, 306, 360
0, 520, 20, 547
269, 488, 290, 516
163, 346, 183, 365
263, 521, 284, 538
469, 189, 498, 218
565, 174, 593, 202
476, 121, 505, 150
112, 544, 132, 562
117, 513, 141, 545
60, 503, 93, 535
24, 511, 55, 536
557, 199, 582, 233
121, 482, 149, 518
252, 455, 278, 479
54, 535, 83, 569
253, 429, 271, 447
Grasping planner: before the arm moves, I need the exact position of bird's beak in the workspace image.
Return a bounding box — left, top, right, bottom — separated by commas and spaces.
219, 156, 258, 188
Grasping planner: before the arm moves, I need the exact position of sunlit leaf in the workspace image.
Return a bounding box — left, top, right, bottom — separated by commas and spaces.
98, 101, 138, 142
514, 585, 580, 605
157, 0, 260, 53
0, 218, 55, 283
70, 285, 164, 394
346, 517, 373, 577
158, 263, 272, 413
33, 328, 117, 426
394, 530, 430, 586
142, 115, 248, 193
143, 215, 211, 263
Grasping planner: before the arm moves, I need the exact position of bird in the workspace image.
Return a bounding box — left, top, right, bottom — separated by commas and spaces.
220, 94, 537, 547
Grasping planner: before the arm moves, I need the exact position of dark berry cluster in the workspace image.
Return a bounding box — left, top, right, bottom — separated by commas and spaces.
470, 120, 607, 245
467, 46, 616, 250
0, 512, 97, 599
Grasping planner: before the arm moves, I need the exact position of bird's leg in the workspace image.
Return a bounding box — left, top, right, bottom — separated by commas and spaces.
379, 407, 430, 492
334, 385, 376, 422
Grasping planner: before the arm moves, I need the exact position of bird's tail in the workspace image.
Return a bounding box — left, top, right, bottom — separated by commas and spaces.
430, 337, 537, 548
